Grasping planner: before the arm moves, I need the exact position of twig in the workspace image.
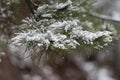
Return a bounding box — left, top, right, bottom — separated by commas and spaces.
90, 11, 120, 23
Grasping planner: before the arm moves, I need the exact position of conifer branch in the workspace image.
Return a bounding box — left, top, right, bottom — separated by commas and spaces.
90, 11, 120, 23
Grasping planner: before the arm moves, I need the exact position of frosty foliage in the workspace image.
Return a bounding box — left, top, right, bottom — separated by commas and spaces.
12, 0, 115, 54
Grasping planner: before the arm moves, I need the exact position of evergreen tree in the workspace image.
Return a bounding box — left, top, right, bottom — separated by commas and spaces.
1, 0, 119, 59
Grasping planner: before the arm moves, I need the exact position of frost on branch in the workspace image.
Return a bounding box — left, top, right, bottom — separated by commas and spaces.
12, 0, 115, 55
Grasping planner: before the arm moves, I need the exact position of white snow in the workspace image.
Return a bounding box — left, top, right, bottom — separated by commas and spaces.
12, 0, 114, 52
41, 13, 52, 18
55, 0, 72, 9
71, 30, 112, 44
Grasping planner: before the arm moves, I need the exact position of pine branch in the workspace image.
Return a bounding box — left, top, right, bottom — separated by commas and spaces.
90, 11, 120, 23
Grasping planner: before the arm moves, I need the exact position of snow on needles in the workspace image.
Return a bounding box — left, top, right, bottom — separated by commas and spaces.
12, 0, 113, 51
71, 30, 113, 45
12, 29, 79, 50
12, 19, 113, 50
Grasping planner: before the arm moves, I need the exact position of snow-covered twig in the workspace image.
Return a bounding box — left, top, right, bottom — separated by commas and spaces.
90, 11, 120, 23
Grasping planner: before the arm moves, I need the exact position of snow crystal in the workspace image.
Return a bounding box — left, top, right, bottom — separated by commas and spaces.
71, 30, 112, 44
36, 5, 48, 14
41, 13, 52, 18
53, 43, 66, 49
55, 0, 72, 9
50, 22, 66, 28
49, 19, 80, 32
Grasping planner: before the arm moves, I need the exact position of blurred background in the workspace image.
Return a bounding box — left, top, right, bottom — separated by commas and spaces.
0, 0, 120, 80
